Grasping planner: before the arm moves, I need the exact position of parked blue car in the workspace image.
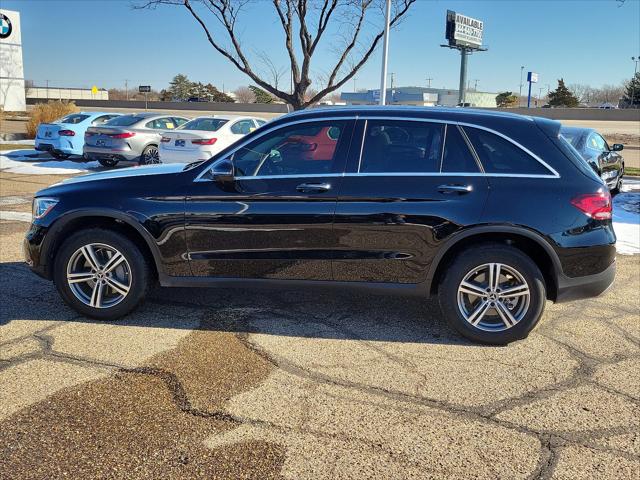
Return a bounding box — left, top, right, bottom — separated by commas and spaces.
35, 112, 122, 159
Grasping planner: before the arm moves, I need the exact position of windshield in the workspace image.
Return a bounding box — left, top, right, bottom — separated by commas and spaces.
179, 118, 228, 131
57, 114, 89, 124
104, 115, 142, 127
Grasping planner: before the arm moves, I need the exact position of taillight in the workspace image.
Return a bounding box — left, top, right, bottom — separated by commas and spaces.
191, 138, 217, 145
108, 132, 135, 139
58, 129, 75, 136
161, 136, 171, 143
571, 191, 612, 220
84, 131, 96, 137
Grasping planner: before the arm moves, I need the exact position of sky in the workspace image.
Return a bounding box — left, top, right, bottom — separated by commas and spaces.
3, 0, 640, 95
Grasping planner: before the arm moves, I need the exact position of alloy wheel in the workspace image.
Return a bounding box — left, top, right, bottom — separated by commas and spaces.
456, 263, 531, 332
143, 147, 160, 164
66, 243, 132, 309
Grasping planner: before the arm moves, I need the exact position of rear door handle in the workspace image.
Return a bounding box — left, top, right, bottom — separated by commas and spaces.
437, 184, 473, 194
296, 182, 332, 193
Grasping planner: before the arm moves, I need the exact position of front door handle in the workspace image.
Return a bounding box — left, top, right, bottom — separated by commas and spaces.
438, 184, 473, 194
296, 182, 332, 193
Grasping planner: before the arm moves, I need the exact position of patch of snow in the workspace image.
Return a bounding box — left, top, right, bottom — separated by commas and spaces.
0, 139, 35, 145
0, 149, 94, 174
613, 179, 640, 255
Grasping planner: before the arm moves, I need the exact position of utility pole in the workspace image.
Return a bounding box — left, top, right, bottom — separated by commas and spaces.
353, 76, 357, 92
389, 72, 395, 91
632, 56, 639, 108
426, 77, 433, 88
46, 79, 49, 99
124, 79, 129, 100
519, 66, 524, 107
379, 0, 391, 105
473, 79, 479, 91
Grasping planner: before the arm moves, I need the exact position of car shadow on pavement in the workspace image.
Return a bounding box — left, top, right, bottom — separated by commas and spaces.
0, 261, 477, 347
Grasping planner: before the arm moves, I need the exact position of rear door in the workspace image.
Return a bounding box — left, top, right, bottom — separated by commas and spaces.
184, 118, 355, 280
333, 118, 490, 284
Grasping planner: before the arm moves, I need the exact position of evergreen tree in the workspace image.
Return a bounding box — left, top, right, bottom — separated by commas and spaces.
249, 85, 274, 104
623, 72, 640, 107
547, 79, 579, 107
495, 91, 519, 108
168, 74, 194, 101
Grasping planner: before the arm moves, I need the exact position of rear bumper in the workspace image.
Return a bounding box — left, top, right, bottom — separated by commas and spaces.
35, 138, 77, 155
83, 145, 140, 162
555, 259, 616, 303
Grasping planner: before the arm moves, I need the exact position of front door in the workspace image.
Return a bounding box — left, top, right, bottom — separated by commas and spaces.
185, 119, 355, 280
333, 119, 490, 284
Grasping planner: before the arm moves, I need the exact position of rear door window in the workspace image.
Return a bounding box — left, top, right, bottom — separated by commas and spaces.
441, 126, 480, 173
359, 120, 444, 173
463, 127, 551, 175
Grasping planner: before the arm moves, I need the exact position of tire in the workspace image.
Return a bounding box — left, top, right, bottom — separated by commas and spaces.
53, 229, 153, 320
98, 157, 119, 168
51, 151, 71, 160
139, 145, 161, 165
438, 244, 546, 345
612, 168, 623, 195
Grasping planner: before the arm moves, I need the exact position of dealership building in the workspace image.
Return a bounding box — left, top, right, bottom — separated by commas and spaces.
0, 9, 26, 111
341, 86, 498, 108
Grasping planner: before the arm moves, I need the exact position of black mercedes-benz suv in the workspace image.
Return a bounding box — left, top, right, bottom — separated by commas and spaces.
24, 107, 616, 344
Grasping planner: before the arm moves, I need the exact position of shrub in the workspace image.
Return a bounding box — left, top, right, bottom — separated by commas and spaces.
26, 101, 78, 138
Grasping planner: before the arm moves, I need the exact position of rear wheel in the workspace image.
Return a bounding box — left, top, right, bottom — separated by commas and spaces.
140, 145, 161, 165
438, 244, 546, 344
51, 151, 71, 160
98, 158, 119, 168
53, 229, 152, 320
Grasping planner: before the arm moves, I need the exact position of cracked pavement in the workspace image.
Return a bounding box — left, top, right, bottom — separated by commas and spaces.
0, 170, 639, 479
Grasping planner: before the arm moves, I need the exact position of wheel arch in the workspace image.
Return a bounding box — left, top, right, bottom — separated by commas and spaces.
41, 210, 162, 280
427, 226, 562, 301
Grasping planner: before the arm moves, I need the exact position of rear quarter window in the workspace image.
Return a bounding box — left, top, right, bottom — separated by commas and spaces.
463, 127, 552, 175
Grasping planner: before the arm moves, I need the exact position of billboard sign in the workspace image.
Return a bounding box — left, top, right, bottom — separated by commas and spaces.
527, 72, 538, 83
445, 10, 484, 49
445, 10, 484, 48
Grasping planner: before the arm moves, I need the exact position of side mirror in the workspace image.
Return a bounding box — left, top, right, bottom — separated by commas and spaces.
211, 158, 234, 183
612, 144, 624, 152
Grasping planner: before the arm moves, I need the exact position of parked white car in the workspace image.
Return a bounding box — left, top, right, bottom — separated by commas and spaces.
159, 115, 267, 164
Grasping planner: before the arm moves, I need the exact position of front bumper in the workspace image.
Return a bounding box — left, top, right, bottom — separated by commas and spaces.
556, 259, 616, 303
23, 223, 51, 280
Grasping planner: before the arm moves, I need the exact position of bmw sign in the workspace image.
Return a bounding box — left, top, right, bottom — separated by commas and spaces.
0, 13, 12, 39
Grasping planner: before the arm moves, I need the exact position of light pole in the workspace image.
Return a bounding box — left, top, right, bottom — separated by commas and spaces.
519, 66, 524, 107
426, 77, 433, 88
379, 0, 391, 105
632, 56, 639, 108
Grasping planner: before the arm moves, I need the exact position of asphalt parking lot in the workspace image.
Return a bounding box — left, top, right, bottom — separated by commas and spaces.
0, 167, 639, 479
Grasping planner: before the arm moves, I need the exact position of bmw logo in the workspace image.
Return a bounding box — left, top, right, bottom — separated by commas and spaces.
0, 13, 12, 39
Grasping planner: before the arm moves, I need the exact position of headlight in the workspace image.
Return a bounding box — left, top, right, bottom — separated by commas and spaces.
32, 197, 59, 220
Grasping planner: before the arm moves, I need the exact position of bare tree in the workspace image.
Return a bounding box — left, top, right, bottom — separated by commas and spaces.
568, 83, 593, 104
234, 86, 256, 103
137, 0, 417, 109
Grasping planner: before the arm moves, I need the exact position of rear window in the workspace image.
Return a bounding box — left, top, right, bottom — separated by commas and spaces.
463, 127, 551, 175
559, 130, 580, 147
555, 134, 602, 182
180, 118, 228, 132
58, 114, 89, 124
105, 115, 142, 127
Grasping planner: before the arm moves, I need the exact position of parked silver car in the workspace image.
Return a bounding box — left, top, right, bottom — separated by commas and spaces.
83, 113, 189, 167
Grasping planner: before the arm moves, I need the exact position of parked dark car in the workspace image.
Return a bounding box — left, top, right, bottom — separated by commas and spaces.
24, 107, 616, 344
560, 126, 625, 193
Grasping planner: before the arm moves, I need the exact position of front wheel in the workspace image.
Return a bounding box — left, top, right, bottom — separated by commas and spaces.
139, 145, 161, 165
53, 229, 152, 320
438, 244, 546, 344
